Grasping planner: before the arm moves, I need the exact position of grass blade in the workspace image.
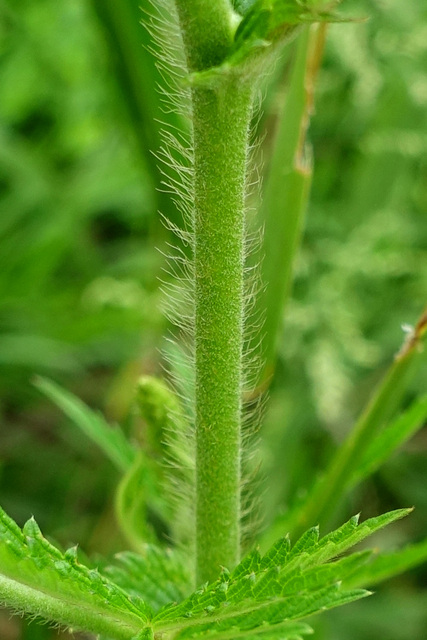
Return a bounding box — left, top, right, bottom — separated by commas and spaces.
89, 0, 187, 224
35, 376, 136, 472
263, 308, 427, 544
350, 393, 427, 486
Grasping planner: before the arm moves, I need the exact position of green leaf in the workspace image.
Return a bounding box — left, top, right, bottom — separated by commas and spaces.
252, 26, 314, 385
133, 374, 195, 547
344, 536, 427, 589
232, 0, 258, 16
351, 394, 427, 486
151, 510, 410, 640
298, 509, 412, 566
35, 376, 136, 472
231, 0, 343, 64
135, 375, 192, 469
90, 0, 188, 226
102, 546, 193, 611
136, 376, 180, 453
114, 448, 184, 552
0, 507, 150, 639
187, 1, 348, 87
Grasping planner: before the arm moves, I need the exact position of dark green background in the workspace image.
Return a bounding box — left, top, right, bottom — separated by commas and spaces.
0, 1, 426, 638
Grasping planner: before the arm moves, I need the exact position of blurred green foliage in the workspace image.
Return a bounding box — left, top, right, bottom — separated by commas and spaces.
0, 0, 426, 638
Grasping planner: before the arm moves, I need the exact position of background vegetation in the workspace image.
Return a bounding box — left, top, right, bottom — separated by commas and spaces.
0, 0, 426, 638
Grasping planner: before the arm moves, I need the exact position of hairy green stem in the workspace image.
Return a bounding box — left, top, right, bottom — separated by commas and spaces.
193, 83, 253, 584
174, 0, 236, 71
174, 0, 253, 584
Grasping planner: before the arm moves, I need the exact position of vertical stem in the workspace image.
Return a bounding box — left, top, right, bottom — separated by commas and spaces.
193, 82, 252, 584
174, 0, 236, 71
173, 0, 252, 586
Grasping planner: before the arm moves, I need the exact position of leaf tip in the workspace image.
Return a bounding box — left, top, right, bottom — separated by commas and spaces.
22, 516, 39, 538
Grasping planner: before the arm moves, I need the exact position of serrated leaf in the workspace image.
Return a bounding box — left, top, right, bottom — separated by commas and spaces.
314, 509, 412, 560
102, 546, 193, 610
279, 551, 372, 595
294, 509, 412, 571
151, 510, 409, 640
0, 507, 411, 640
156, 584, 367, 640
178, 620, 314, 640
259, 535, 291, 570
0, 507, 150, 639
232, 549, 262, 579
35, 376, 136, 472
288, 526, 319, 559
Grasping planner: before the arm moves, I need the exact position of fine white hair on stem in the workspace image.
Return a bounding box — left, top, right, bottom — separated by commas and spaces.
145, 0, 269, 557
141, 0, 196, 559
239, 92, 269, 548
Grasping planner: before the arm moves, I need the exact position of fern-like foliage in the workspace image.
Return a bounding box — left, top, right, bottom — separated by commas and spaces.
0, 506, 412, 640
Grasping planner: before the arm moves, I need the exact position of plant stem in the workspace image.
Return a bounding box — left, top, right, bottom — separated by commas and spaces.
193, 82, 253, 584
174, 0, 236, 72
173, 0, 254, 584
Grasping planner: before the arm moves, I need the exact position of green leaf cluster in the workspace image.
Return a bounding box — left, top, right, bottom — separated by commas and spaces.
102, 546, 192, 611
0, 508, 149, 639
0, 504, 416, 640
152, 509, 409, 640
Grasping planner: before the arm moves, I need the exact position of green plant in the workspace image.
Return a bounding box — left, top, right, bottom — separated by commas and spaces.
1, 1, 427, 639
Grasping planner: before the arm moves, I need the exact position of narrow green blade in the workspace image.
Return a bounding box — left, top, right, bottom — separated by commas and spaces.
251, 24, 326, 387
266, 309, 427, 543
351, 394, 427, 486
35, 376, 135, 472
